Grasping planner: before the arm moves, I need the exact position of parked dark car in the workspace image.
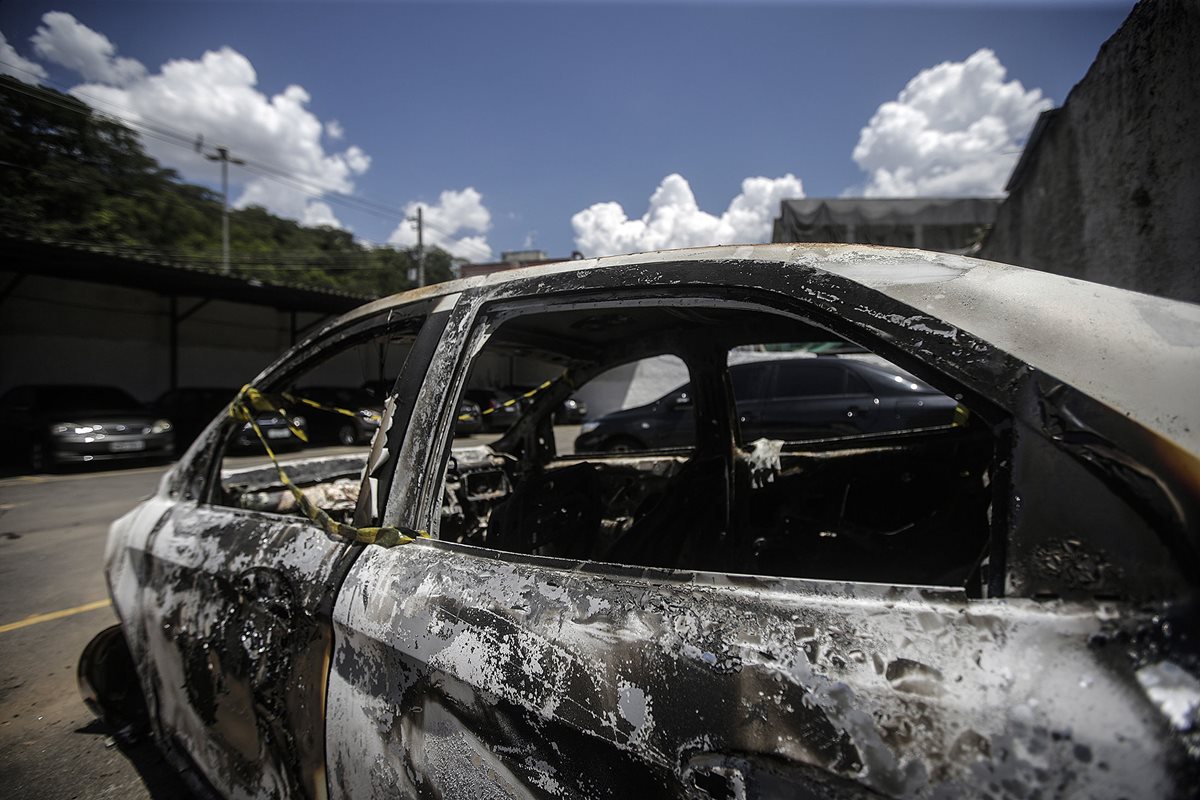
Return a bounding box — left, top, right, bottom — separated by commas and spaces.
554, 395, 588, 424
455, 398, 483, 436
364, 378, 481, 436
0, 384, 173, 470
153, 387, 306, 454
503, 384, 589, 424
575, 356, 959, 452
295, 386, 382, 445
81, 245, 1199, 799
463, 388, 521, 431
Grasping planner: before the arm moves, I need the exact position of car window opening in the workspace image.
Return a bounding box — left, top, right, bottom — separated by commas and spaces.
215, 326, 418, 522
437, 303, 997, 590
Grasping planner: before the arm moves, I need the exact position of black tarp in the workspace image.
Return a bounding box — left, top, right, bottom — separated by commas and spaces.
772, 198, 1001, 254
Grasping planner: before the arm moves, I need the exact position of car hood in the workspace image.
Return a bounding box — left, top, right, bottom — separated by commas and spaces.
37, 409, 157, 425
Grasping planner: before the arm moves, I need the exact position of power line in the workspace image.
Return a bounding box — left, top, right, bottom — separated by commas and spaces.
0, 63, 475, 244
0, 63, 432, 224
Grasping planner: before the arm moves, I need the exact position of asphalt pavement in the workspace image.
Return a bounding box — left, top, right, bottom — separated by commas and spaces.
0, 460, 184, 799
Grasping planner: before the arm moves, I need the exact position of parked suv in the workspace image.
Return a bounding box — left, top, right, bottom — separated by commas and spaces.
575, 356, 959, 452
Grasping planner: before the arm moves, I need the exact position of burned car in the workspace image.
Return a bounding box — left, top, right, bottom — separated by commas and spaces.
80, 245, 1199, 799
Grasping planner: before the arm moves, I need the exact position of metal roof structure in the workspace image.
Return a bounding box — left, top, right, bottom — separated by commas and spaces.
0, 234, 376, 392
0, 234, 374, 314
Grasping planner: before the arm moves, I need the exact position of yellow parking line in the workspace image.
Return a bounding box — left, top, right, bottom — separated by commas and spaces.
0, 599, 112, 635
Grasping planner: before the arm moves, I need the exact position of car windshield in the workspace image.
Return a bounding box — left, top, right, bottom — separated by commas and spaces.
36, 386, 140, 412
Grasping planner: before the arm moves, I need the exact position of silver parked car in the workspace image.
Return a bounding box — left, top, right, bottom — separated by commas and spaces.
80, 245, 1199, 799
0, 384, 173, 470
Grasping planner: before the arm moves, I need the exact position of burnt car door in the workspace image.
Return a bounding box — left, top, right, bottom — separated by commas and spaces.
125, 299, 441, 799
324, 257, 1197, 799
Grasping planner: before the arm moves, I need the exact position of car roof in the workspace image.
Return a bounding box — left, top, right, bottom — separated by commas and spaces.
317, 244, 1200, 456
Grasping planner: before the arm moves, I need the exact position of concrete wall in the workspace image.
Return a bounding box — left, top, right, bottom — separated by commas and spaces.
0, 272, 336, 402
980, 0, 1200, 303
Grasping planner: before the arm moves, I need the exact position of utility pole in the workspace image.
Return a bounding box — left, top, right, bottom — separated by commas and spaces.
407, 205, 425, 287
202, 144, 245, 273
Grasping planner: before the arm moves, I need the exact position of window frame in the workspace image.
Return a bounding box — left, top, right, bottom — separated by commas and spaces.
408, 285, 1000, 587
186, 296, 442, 519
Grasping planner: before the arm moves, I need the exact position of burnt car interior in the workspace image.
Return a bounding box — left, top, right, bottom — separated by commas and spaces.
204, 298, 999, 594
436, 302, 998, 592
214, 324, 416, 520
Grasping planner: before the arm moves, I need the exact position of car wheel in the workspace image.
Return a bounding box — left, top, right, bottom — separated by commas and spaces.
337, 424, 358, 446
29, 441, 47, 473
78, 625, 149, 739
602, 436, 643, 453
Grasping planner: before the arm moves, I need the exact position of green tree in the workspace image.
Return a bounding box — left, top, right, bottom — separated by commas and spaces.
0, 76, 465, 296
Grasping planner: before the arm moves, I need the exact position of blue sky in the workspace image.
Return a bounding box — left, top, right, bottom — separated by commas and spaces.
0, 1, 1132, 260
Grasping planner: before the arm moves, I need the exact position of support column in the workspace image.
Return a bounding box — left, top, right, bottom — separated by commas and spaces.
169, 295, 179, 391
168, 297, 209, 392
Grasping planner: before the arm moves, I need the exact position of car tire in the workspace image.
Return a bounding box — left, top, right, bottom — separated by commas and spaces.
29, 441, 48, 473
337, 424, 358, 446
78, 625, 150, 739
602, 436, 644, 453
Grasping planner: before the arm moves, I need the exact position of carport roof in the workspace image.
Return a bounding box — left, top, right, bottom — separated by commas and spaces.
0, 234, 374, 314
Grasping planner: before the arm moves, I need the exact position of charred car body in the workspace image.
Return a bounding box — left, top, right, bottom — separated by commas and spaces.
80, 245, 1200, 799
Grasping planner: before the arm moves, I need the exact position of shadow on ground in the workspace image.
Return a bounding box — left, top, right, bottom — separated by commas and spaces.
74, 720, 195, 799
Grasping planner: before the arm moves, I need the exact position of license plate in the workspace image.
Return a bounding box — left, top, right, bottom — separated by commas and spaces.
110, 440, 146, 453
266, 428, 292, 439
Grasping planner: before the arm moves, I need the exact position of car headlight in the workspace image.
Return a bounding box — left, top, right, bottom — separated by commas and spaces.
580, 421, 600, 434
150, 419, 173, 434
291, 416, 306, 428
360, 410, 382, 426
51, 423, 97, 435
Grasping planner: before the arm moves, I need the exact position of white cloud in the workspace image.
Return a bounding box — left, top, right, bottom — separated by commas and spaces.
238, 180, 345, 230
32, 13, 370, 230
571, 173, 803, 257
301, 200, 341, 229
325, 119, 344, 140
0, 30, 47, 82
344, 145, 370, 174
32, 11, 145, 86
852, 48, 1051, 197
388, 187, 493, 262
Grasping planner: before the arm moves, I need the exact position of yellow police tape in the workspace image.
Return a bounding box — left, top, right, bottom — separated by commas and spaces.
230, 384, 428, 548
458, 378, 558, 422
952, 404, 971, 427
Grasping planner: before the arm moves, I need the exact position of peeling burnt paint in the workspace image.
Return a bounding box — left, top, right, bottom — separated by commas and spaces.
113, 497, 360, 799
323, 541, 1195, 798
